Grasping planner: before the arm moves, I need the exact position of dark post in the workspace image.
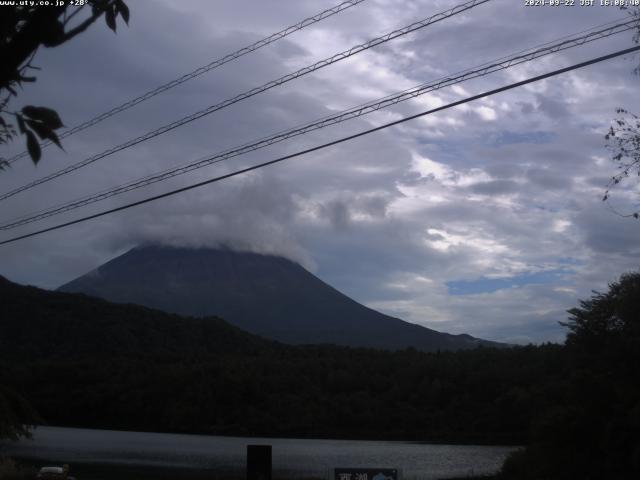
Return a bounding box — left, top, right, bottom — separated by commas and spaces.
247, 444, 272, 480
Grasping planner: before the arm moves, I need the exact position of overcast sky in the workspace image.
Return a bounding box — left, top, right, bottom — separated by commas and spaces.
1, 0, 639, 344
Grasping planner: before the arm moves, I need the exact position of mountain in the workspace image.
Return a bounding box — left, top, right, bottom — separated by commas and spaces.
58, 245, 502, 351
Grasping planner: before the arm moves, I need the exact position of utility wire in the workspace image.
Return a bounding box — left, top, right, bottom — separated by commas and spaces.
5, 0, 368, 165
1, 17, 636, 231
1, 45, 638, 247
0, 0, 491, 202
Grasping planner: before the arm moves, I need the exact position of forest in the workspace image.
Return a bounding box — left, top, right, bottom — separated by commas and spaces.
1, 271, 639, 479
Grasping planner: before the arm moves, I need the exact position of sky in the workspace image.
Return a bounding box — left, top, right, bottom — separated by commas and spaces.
1, 0, 639, 344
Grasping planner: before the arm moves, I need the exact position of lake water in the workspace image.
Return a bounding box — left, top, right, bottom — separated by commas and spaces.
0, 426, 518, 480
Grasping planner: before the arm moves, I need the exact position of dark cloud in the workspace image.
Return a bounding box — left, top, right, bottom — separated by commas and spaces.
572, 202, 640, 256
469, 179, 521, 195
535, 93, 571, 120
525, 167, 573, 190
483, 162, 524, 179
319, 199, 351, 230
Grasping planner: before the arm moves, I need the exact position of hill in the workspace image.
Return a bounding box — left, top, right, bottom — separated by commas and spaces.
0, 274, 272, 359
58, 245, 501, 351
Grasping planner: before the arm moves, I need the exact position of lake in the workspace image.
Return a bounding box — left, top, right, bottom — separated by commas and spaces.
0, 426, 518, 480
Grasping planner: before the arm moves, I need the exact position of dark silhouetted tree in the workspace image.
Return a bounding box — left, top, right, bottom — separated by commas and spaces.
500, 271, 640, 480
0, 385, 39, 441
0, 1, 129, 439
563, 271, 640, 347
0, 0, 129, 167
602, 7, 640, 218
604, 109, 640, 219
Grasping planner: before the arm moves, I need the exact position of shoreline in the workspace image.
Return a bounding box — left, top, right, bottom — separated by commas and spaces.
20, 424, 522, 448
2, 426, 515, 480
6, 456, 501, 480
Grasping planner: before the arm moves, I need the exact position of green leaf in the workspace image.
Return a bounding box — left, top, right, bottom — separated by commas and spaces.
15, 114, 26, 134
25, 119, 48, 140
105, 6, 116, 32
22, 106, 64, 129
41, 20, 65, 47
46, 129, 63, 149
116, 0, 130, 24
25, 119, 64, 150
25, 130, 41, 164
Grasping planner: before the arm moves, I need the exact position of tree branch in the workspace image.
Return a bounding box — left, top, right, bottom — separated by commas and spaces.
62, 5, 86, 28
49, 7, 104, 47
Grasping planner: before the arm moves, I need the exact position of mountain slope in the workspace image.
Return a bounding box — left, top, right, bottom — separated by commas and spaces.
58, 245, 501, 351
0, 274, 272, 359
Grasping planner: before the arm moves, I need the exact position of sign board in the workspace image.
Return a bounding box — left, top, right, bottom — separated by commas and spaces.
247, 445, 272, 480
333, 468, 400, 480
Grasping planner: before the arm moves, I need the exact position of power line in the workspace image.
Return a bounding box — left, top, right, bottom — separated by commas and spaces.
1, 45, 638, 247
2, 17, 635, 228
5, 0, 368, 165
0, 0, 491, 202
1, 17, 636, 231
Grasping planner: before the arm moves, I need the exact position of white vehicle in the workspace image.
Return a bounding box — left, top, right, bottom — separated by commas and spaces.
36, 466, 76, 480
